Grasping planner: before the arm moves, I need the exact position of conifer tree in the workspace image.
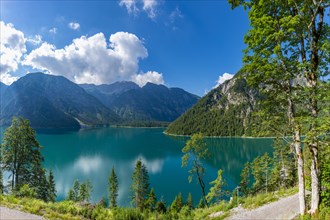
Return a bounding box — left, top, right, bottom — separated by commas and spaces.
197, 198, 205, 208
48, 169, 57, 202
79, 180, 93, 202
186, 192, 194, 210
146, 188, 157, 211
131, 159, 150, 210
108, 166, 119, 208
171, 192, 183, 212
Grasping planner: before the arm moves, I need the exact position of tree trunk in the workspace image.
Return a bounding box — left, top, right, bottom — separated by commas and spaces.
196, 166, 209, 208
287, 91, 305, 215
310, 144, 319, 213
294, 128, 306, 215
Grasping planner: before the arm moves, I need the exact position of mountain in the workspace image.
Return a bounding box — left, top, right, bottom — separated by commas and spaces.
81, 82, 200, 123
165, 72, 262, 136
0, 73, 120, 129
80, 81, 140, 108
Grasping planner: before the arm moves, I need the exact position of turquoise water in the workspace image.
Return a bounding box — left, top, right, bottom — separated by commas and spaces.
1, 127, 274, 206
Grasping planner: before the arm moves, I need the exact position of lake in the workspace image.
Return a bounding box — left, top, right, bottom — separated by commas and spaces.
1, 127, 274, 206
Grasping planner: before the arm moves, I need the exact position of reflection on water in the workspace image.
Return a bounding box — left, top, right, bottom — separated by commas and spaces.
1, 127, 273, 206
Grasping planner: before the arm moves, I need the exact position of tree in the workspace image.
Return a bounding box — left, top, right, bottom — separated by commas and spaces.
146, 188, 157, 212
73, 179, 80, 202
131, 159, 150, 210
186, 192, 194, 210
197, 198, 205, 208
229, 0, 330, 214
79, 180, 93, 202
182, 133, 210, 207
206, 169, 229, 204
239, 162, 251, 196
1, 117, 44, 191
171, 192, 183, 213
108, 166, 119, 208
48, 169, 57, 202
251, 153, 272, 194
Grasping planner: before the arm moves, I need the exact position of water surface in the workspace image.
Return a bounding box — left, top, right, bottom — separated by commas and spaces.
2, 127, 274, 206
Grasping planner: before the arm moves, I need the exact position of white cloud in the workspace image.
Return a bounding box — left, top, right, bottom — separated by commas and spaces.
214, 72, 234, 88
119, 0, 159, 19
49, 27, 57, 34
68, 22, 80, 30
0, 21, 26, 84
133, 71, 164, 87
142, 0, 158, 19
23, 31, 163, 85
119, 0, 139, 15
27, 34, 42, 45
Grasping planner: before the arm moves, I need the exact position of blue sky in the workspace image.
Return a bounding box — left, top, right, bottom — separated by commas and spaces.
0, 0, 249, 96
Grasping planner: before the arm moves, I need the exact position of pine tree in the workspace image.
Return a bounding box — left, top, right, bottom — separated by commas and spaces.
131, 159, 150, 210
72, 179, 80, 202
182, 133, 210, 207
146, 188, 157, 211
79, 180, 93, 202
48, 169, 56, 202
186, 192, 194, 210
206, 169, 228, 204
197, 198, 205, 208
67, 189, 75, 201
171, 192, 183, 212
108, 166, 119, 208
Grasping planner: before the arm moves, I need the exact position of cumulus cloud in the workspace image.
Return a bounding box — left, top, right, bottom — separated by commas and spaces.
214, 72, 234, 88
0, 21, 26, 84
133, 71, 164, 87
119, 0, 159, 19
68, 22, 80, 30
23, 31, 163, 85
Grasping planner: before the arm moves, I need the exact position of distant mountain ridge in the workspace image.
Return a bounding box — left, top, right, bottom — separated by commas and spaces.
0, 73, 199, 129
80, 81, 200, 122
0, 73, 120, 129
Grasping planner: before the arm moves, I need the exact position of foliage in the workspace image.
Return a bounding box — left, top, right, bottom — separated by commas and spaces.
145, 188, 157, 212
182, 133, 210, 207
239, 162, 251, 196
206, 169, 229, 204
14, 184, 37, 199
1, 117, 45, 191
171, 192, 183, 213
48, 169, 57, 202
131, 159, 150, 211
186, 192, 194, 210
108, 166, 119, 208
66, 179, 93, 203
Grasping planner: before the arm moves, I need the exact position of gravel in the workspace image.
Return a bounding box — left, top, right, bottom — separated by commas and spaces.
225, 193, 300, 220
0, 206, 45, 220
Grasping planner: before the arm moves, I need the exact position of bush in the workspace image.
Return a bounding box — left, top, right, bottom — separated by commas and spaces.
14, 184, 36, 199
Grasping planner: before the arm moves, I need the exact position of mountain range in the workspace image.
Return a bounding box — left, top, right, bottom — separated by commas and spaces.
0, 73, 199, 129
165, 71, 262, 136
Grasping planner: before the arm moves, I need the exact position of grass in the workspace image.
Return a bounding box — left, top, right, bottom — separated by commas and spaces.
3, 187, 328, 220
